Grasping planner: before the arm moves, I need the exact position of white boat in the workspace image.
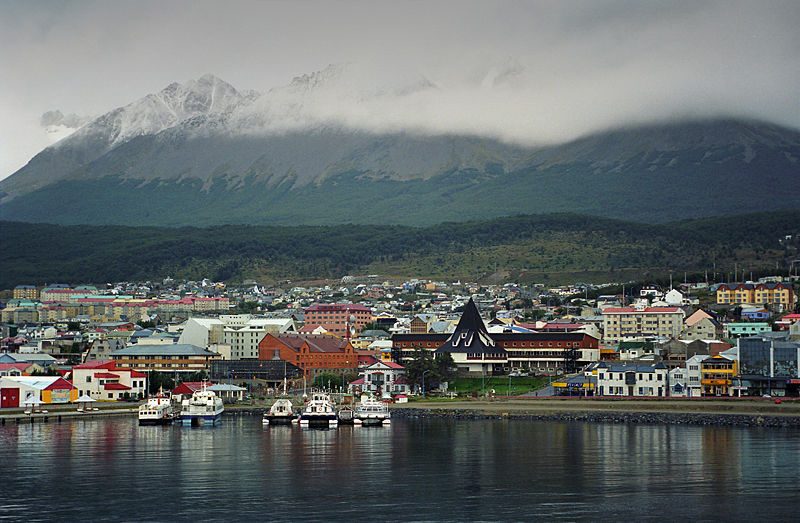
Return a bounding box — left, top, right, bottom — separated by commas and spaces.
138, 392, 178, 425
263, 398, 296, 425
298, 392, 338, 427
179, 385, 224, 426
354, 395, 391, 426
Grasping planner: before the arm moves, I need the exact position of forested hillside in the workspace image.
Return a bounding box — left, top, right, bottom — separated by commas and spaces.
1, 211, 798, 289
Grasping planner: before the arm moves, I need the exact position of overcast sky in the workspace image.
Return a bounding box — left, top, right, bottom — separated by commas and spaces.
2, 0, 799, 180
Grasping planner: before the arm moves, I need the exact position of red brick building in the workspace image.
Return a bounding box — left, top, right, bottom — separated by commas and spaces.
304, 303, 372, 336
258, 333, 357, 379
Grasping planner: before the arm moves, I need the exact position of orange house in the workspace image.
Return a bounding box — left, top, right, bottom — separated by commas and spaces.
258, 333, 357, 379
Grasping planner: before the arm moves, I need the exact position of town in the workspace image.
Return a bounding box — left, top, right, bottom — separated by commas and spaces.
1, 273, 799, 411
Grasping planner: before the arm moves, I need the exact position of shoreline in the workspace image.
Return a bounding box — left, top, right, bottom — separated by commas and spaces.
388, 398, 800, 427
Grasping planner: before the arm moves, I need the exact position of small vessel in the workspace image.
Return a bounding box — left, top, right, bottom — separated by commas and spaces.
138, 391, 178, 425
337, 405, 355, 425
179, 384, 224, 426
298, 392, 338, 428
354, 394, 391, 426
263, 398, 296, 425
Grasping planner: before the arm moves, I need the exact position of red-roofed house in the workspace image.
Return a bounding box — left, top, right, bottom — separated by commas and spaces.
71, 360, 148, 400
171, 382, 206, 399
357, 360, 408, 396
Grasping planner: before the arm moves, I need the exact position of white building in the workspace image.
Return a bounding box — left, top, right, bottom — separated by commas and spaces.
596, 362, 669, 397
71, 360, 148, 400
178, 315, 296, 359
602, 306, 685, 343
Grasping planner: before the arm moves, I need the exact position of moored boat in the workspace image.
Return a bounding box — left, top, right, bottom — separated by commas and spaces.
298, 392, 338, 427
179, 384, 224, 426
354, 395, 391, 426
263, 398, 296, 425
337, 405, 355, 425
138, 392, 179, 425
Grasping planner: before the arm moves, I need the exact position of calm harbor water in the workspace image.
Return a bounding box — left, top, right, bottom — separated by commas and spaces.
1, 415, 799, 521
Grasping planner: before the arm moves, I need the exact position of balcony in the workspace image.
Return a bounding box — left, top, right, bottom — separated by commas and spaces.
702, 379, 730, 386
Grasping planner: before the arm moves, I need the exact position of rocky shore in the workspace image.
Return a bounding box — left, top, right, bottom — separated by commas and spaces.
390, 406, 800, 427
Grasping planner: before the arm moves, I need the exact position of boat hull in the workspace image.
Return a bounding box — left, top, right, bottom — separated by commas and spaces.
179, 412, 223, 426
138, 416, 176, 426
263, 414, 296, 425
299, 414, 338, 427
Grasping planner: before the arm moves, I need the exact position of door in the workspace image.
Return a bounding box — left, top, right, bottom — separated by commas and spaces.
1, 387, 20, 408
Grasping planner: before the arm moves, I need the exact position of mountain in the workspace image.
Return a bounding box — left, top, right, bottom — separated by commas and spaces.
1, 72, 799, 226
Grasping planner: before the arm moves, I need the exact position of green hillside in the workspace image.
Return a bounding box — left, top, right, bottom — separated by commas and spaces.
1, 211, 798, 289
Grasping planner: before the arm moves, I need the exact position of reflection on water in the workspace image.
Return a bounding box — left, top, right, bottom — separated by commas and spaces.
1, 417, 799, 520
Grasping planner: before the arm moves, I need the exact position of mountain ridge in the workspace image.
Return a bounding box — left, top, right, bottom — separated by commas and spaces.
1, 73, 798, 226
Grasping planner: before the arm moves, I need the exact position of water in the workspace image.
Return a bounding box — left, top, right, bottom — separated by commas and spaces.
1, 416, 799, 521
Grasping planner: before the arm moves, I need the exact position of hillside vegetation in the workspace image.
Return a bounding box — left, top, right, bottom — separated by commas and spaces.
1, 211, 798, 289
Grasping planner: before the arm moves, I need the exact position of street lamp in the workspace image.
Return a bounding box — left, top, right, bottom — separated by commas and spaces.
422, 369, 430, 397
508, 373, 511, 397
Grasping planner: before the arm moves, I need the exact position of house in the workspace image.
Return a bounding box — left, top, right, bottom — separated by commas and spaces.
71, 360, 148, 400
595, 362, 668, 397
740, 307, 770, 321
717, 282, 794, 308
357, 361, 407, 396
683, 309, 723, 340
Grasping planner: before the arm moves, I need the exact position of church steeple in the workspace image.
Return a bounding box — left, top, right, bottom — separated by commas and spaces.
436, 298, 507, 355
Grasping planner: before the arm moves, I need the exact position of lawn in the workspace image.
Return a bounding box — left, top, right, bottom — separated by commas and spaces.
446, 376, 553, 396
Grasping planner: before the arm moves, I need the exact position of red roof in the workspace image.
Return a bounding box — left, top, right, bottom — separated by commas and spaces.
0, 363, 32, 372
382, 361, 404, 369
130, 370, 147, 378
349, 377, 365, 385
73, 360, 116, 370
44, 377, 77, 391
94, 372, 119, 379
172, 382, 206, 395
104, 383, 131, 390
305, 303, 371, 313
358, 354, 379, 365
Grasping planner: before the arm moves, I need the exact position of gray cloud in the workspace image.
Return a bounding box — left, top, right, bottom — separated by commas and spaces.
2, 0, 799, 179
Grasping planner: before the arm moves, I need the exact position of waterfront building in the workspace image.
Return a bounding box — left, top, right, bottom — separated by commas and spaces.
700, 355, 737, 396
736, 335, 800, 396
0, 376, 77, 407
258, 333, 357, 379
108, 344, 220, 377
602, 306, 685, 343
71, 360, 148, 400
595, 361, 668, 397
435, 298, 508, 376
356, 360, 406, 396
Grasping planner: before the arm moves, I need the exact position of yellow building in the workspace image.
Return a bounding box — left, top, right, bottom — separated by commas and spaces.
717, 282, 794, 307
700, 355, 737, 396
13, 285, 39, 300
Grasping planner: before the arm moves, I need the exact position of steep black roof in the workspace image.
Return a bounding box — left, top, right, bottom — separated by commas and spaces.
436, 298, 507, 355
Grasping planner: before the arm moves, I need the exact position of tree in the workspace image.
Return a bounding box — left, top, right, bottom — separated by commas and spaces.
148, 371, 176, 394
312, 373, 342, 390
403, 349, 456, 393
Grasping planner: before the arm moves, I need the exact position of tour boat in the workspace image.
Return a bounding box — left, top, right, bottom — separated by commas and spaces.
179, 385, 224, 426
138, 391, 179, 425
298, 392, 338, 427
263, 398, 296, 425
337, 405, 355, 425
354, 395, 391, 426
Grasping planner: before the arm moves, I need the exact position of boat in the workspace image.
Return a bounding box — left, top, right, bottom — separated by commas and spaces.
263, 398, 296, 425
298, 392, 338, 427
179, 385, 224, 426
354, 395, 391, 426
337, 405, 355, 425
138, 391, 179, 425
